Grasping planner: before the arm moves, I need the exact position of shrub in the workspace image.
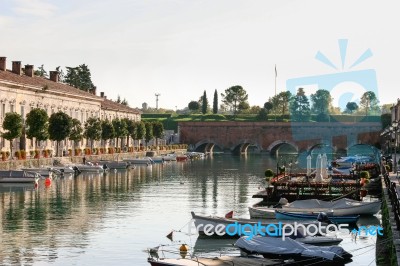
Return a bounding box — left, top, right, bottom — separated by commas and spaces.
15, 150, 21, 159
21, 150, 26, 160
265, 169, 274, 178
359, 171, 370, 179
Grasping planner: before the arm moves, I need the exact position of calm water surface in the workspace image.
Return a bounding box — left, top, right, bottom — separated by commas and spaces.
0, 155, 379, 265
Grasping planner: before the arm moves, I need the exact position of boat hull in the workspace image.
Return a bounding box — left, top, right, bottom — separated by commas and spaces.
250, 199, 381, 219
0, 170, 40, 183
275, 210, 359, 224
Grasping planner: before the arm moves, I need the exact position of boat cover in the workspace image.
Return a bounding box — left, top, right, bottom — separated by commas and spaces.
235, 236, 347, 261
284, 198, 375, 210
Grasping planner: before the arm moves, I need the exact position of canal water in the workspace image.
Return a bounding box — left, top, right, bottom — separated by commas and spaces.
0, 155, 379, 265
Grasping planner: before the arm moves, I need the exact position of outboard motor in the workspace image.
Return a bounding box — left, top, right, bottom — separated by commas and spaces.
102, 164, 108, 171
72, 166, 81, 176
317, 212, 332, 224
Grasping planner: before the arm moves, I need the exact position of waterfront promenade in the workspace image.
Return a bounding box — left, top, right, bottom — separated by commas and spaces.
382, 170, 400, 265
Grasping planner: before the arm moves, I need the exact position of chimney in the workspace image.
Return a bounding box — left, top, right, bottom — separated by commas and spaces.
0, 57, 6, 71
90, 86, 97, 95
25, 64, 34, 77
12, 61, 21, 75
100, 92, 104, 97
49, 71, 59, 82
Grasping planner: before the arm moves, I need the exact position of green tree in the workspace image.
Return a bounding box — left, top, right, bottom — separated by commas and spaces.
128, 121, 138, 148
264, 101, 273, 114
2, 112, 23, 159
152, 121, 164, 146
55, 66, 65, 82
84, 117, 102, 150
257, 108, 268, 120
135, 121, 146, 149
238, 102, 250, 114
112, 118, 128, 149
242, 105, 261, 115
345, 102, 359, 114
213, 89, 218, 114
25, 108, 49, 146
144, 122, 153, 146
360, 91, 379, 115
188, 101, 200, 112
69, 118, 83, 151
271, 91, 292, 115
124, 118, 136, 149
64, 64, 95, 92
310, 89, 332, 114
221, 85, 249, 117
34, 64, 48, 78
101, 119, 115, 146
48, 112, 72, 157
290, 88, 311, 122
202, 90, 208, 114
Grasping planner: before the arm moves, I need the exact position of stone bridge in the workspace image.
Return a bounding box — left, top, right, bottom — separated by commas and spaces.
178, 121, 382, 155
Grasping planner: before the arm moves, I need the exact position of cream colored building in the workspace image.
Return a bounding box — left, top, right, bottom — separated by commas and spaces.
0, 56, 141, 154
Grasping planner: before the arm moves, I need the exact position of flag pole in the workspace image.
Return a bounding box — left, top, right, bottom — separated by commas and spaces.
274, 64, 277, 97
274, 64, 277, 122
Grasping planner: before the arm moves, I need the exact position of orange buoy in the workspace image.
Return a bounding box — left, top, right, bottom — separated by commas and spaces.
45, 177, 52, 187
179, 244, 188, 258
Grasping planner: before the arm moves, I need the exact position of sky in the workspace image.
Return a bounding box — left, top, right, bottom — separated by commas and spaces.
1, 0, 399, 111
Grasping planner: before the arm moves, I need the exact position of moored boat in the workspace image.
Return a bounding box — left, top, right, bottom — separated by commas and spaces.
21, 167, 61, 178
275, 210, 359, 224
99, 160, 130, 169
69, 163, 106, 173
0, 170, 41, 183
123, 157, 154, 165
235, 236, 352, 264
148, 255, 283, 266
249, 198, 381, 219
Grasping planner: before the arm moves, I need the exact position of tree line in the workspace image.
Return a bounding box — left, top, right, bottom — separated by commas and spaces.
33, 64, 129, 106
1, 109, 164, 158
187, 85, 381, 120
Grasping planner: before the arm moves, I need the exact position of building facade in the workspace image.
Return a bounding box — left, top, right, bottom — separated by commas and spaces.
0, 56, 141, 155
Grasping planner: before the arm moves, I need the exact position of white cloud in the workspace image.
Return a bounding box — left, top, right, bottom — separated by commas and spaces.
13, 0, 57, 17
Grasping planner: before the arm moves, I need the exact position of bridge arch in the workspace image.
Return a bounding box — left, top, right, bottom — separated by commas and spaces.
267, 140, 299, 155
347, 143, 380, 158
194, 139, 223, 153
231, 140, 262, 155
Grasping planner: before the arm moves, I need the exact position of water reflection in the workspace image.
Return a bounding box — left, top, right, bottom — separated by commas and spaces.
0, 156, 378, 266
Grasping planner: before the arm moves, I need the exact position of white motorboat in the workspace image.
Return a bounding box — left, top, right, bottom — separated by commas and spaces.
123, 157, 154, 165
0, 170, 41, 183
52, 166, 76, 174
99, 160, 130, 169
148, 256, 283, 266
70, 163, 105, 173
21, 167, 61, 178
249, 198, 381, 219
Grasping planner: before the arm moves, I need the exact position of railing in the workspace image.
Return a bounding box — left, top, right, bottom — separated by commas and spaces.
384, 173, 400, 230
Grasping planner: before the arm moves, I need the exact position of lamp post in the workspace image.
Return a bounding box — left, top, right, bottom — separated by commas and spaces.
392, 120, 399, 177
